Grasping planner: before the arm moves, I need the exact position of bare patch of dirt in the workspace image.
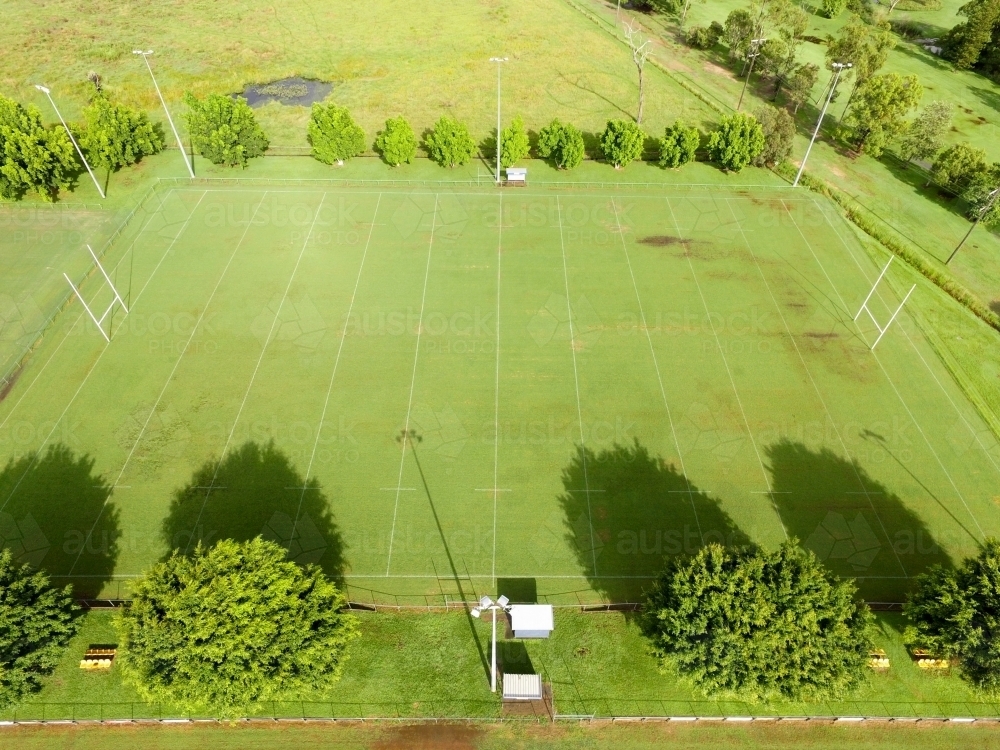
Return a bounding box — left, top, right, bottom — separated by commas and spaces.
373, 723, 485, 750
638, 235, 688, 246
703, 61, 732, 78
665, 58, 692, 73
827, 163, 847, 179
803, 332, 839, 339
0, 366, 23, 405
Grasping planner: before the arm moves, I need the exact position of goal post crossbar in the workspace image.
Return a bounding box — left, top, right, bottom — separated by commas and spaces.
63, 244, 129, 343
854, 257, 916, 350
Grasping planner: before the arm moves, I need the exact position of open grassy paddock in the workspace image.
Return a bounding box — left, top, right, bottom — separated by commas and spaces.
1, 178, 998, 605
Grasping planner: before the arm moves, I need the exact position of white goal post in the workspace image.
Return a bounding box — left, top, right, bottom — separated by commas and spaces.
64, 244, 129, 343
854, 256, 915, 350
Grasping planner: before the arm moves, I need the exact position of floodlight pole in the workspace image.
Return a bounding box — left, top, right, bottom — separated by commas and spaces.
947, 187, 1000, 264
133, 50, 195, 178
471, 595, 510, 692
34, 85, 105, 199
490, 57, 508, 186
736, 39, 765, 112
793, 62, 852, 188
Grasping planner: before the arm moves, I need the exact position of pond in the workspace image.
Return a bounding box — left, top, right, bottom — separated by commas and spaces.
238, 77, 333, 107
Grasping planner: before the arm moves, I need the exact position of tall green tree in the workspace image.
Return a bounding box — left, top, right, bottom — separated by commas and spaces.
724, 8, 756, 60
826, 17, 896, 116
600, 119, 645, 168
898, 101, 952, 164
963, 164, 1000, 223
79, 91, 164, 172
183, 93, 268, 168
308, 104, 365, 165
537, 119, 586, 170
500, 116, 530, 168
0, 549, 79, 709
0, 95, 77, 201
706, 112, 765, 172
821, 0, 848, 18
905, 539, 1000, 691
843, 73, 922, 156
645, 543, 875, 701
658, 121, 700, 168
374, 116, 417, 166
753, 105, 795, 166
424, 115, 476, 167
784, 63, 819, 114
942, 0, 1000, 69
115, 538, 358, 718
931, 142, 988, 190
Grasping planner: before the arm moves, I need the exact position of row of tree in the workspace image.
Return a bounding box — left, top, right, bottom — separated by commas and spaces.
644, 539, 1000, 699
941, 0, 1000, 76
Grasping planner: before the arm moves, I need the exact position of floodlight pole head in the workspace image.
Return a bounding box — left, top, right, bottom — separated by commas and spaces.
133, 49, 154, 56
480, 595, 494, 609
497, 595, 510, 608
470, 608, 481, 619
34, 84, 50, 94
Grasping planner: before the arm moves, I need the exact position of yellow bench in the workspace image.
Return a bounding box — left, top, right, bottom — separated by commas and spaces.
79, 646, 117, 671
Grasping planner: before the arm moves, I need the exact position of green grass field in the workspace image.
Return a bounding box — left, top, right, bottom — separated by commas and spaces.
1, 178, 998, 604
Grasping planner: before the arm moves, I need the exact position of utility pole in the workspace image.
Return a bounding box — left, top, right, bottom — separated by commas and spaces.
793, 62, 852, 187
489, 57, 508, 186
133, 50, 195, 178
736, 38, 766, 111
35, 85, 105, 199
947, 187, 1000, 264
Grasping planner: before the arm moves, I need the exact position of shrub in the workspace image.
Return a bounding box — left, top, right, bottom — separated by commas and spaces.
115, 538, 359, 717
0, 549, 79, 708
821, 0, 848, 18
905, 539, 1000, 691
0, 94, 77, 201
600, 119, 645, 168
658, 121, 700, 168
706, 112, 765, 172
962, 163, 1000, 224
686, 21, 724, 49
500, 115, 530, 168
753, 105, 795, 167
183, 93, 268, 168
80, 91, 163, 171
424, 115, 476, 167
537, 119, 586, 169
645, 542, 875, 701
932, 142, 988, 192
308, 103, 365, 165
374, 116, 417, 166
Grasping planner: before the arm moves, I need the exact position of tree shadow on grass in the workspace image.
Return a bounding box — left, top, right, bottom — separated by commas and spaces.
161, 441, 346, 581
0, 444, 119, 597
970, 86, 1000, 114
559, 440, 747, 603
766, 439, 953, 602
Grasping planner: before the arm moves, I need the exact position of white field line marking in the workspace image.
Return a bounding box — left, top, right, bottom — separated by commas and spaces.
611, 198, 703, 544
0, 191, 207, 518
181, 192, 329, 553
64, 192, 271, 573
385, 195, 439, 575
288, 194, 383, 542
663, 197, 777, 507
491, 193, 503, 582
800, 200, 987, 541
556, 196, 599, 575
732, 198, 905, 574
812, 198, 1000, 478
0, 188, 180, 434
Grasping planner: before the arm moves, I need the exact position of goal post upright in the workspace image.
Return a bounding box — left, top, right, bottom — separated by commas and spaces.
63, 244, 130, 343
854, 256, 916, 351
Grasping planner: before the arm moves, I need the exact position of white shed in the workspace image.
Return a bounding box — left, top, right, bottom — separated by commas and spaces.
509, 604, 554, 639
506, 167, 527, 184
502, 673, 543, 701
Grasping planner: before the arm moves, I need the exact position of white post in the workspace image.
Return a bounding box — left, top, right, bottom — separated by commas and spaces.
134, 50, 195, 179
87, 245, 128, 314
489, 57, 508, 186
64, 274, 110, 342
855, 256, 893, 321
35, 85, 105, 199
490, 605, 498, 693
793, 62, 852, 188
871, 285, 916, 349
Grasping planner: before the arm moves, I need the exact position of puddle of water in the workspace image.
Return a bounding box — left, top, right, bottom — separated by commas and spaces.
239, 77, 333, 107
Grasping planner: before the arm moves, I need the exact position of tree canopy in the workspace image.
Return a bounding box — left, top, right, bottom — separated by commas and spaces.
374, 116, 417, 166
753, 105, 795, 167
80, 91, 164, 172
942, 0, 1000, 70
905, 539, 1000, 691
537, 119, 585, 170
183, 93, 268, 168
0, 549, 79, 709
931, 142, 987, 191
115, 538, 359, 717
898, 101, 952, 164
424, 115, 476, 167
706, 112, 765, 171
600, 119, 645, 169
0, 95, 77, 201
500, 116, 530, 168
308, 103, 365, 165
658, 120, 700, 168
645, 542, 875, 701
843, 73, 923, 157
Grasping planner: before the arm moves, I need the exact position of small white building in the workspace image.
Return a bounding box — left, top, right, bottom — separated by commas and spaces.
506, 167, 527, 185
509, 604, 554, 639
